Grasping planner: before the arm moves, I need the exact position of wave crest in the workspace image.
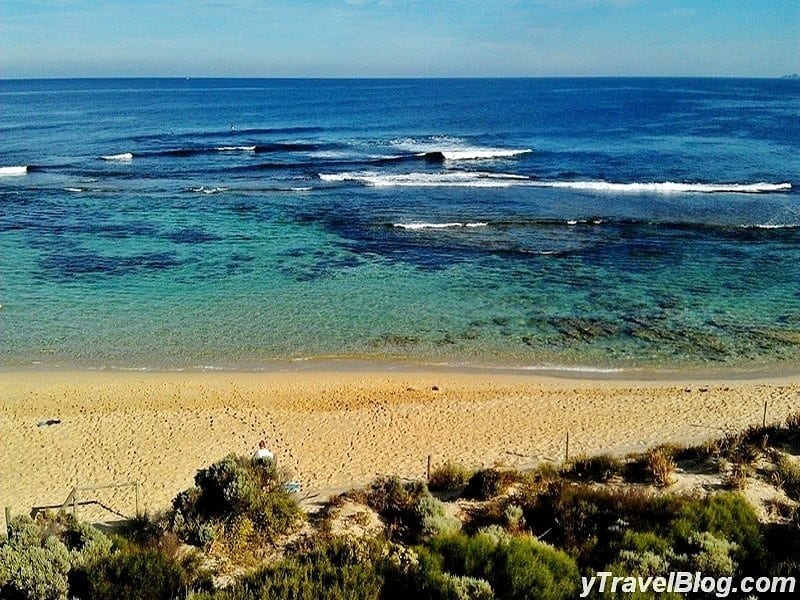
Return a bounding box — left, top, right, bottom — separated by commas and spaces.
101, 152, 134, 161
0, 166, 28, 177
393, 222, 489, 230
319, 171, 529, 187
535, 181, 792, 194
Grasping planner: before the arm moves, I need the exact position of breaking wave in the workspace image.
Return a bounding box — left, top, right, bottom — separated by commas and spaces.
101, 153, 134, 162
318, 171, 529, 187
392, 222, 489, 230
0, 166, 28, 177
533, 180, 792, 194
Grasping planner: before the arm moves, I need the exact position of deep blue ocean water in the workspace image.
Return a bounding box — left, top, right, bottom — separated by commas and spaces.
1, 78, 798, 371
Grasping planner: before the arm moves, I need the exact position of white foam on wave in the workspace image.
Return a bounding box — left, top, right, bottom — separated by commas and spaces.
534, 181, 792, 194
391, 136, 530, 161
215, 146, 256, 152
101, 152, 133, 162
319, 171, 529, 188
742, 223, 800, 229
320, 170, 792, 194
0, 166, 28, 177
435, 149, 532, 160
393, 222, 489, 230
190, 186, 228, 194
65, 187, 84, 193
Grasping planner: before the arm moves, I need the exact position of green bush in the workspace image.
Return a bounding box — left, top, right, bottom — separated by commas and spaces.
503, 505, 525, 533
422, 531, 578, 600
686, 531, 738, 576
465, 469, 520, 501
214, 536, 387, 600
416, 495, 462, 540
78, 549, 187, 600
364, 476, 461, 541
429, 462, 473, 493
0, 515, 71, 600
671, 492, 762, 569
169, 453, 301, 546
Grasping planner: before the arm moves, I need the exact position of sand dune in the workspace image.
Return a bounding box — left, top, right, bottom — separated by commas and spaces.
2, 369, 798, 517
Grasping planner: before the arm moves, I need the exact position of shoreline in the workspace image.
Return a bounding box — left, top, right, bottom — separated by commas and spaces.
3, 368, 799, 518
2, 357, 799, 382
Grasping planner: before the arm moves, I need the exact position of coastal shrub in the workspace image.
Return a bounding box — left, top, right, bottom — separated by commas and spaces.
169, 454, 301, 546
671, 492, 762, 570
685, 531, 738, 576
423, 531, 579, 600
503, 504, 525, 533
465, 469, 520, 501
366, 476, 421, 515
117, 512, 179, 555
0, 516, 71, 600
429, 462, 473, 493
646, 448, 676, 486
772, 452, 800, 500
365, 476, 460, 541
78, 549, 187, 600
445, 573, 495, 600
519, 483, 690, 567
213, 535, 387, 600
564, 454, 623, 482
721, 461, 751, 491
416, 495, 462, 539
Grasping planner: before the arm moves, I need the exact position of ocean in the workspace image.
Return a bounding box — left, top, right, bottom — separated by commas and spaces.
1, 78, 798, 371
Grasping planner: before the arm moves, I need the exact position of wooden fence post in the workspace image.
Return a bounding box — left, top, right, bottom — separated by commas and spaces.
4, 506, 11, 537
426, 455, 432, 481
135, 482, 140, 517
763, 401, 768, 428
565, 432, 570, 462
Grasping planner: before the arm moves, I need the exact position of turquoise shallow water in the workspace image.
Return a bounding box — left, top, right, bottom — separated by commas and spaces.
1, 78, 799, 370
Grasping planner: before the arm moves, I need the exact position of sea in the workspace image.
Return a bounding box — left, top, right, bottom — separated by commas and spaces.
1, 78, 798, 372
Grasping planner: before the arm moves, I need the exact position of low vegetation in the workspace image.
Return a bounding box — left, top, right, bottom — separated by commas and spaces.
2, 409, 799, 599
169, 454, 302, 554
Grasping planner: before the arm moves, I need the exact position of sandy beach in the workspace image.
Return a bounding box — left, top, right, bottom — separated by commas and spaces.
2, 367, 799, 517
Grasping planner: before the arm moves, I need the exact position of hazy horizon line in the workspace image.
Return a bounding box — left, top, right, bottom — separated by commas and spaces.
2, 74, 798, 82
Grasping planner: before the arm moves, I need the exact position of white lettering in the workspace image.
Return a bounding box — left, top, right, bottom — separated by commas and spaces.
579, 576, 596, 598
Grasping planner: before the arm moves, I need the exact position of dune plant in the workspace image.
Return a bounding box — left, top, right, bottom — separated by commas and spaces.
169, 454, 301, 548
429, 461, 473, 493
564, 454, 623, 482
647, 448, 676, 486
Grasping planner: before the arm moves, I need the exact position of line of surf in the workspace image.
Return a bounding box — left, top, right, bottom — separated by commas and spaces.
0, 166, 28, 177
392, 222, 489, 230
387, 218, 800, 232
319, 171, 792, 194
319, 171, 528, 187
534, 181, 792, 194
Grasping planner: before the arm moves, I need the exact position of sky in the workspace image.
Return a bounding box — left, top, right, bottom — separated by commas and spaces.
1, 0, 798, 78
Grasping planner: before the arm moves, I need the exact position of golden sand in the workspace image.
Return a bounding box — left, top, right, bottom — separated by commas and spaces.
1, 368, 798, 516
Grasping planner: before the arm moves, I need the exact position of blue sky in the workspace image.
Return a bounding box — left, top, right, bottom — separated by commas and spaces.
1, 0, 798, 77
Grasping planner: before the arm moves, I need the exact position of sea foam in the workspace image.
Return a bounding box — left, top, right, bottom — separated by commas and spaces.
392, 137, 531, 161
101, 152, 134, 161
319, 171, 529, 187
0, 166, 28, 176
533, 181, 792, 194
393, 222, 489, 230
215, 146, 257, 152
436, 149, 531, 160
